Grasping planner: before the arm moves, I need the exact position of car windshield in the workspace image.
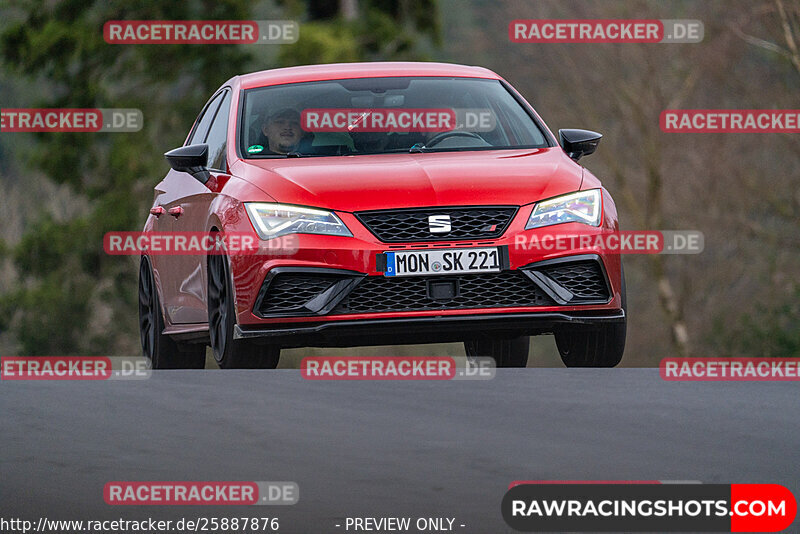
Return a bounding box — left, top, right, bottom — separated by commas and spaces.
240, 76, 550, 157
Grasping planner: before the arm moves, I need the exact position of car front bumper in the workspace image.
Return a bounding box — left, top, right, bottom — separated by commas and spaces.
230, 231, 621, 336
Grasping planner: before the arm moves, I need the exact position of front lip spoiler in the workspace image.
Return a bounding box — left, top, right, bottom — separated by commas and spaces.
234, 310, 625, 348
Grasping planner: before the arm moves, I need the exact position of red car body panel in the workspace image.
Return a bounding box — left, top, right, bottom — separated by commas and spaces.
240, 148, 582, 211
144, 62, 623, 340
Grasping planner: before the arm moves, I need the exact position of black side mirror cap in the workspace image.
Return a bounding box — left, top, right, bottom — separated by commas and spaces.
164, 144, 210, 184
558, 129, 602, 161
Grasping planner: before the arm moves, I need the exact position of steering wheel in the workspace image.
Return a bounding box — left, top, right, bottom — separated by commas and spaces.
424, 130, 485, 147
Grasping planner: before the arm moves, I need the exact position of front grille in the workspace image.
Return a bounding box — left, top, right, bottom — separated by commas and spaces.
538, 260, 609, 300
333, 271, 553, 314
355, 206, 517, 242
257, 273, 340, 315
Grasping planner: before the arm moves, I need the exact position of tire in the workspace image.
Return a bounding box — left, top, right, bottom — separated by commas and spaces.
555, 261, 627, 367
207, 253, 280, 369
138, 256, 206, 369
554, 323, 626, 367
464, 336, 530, 367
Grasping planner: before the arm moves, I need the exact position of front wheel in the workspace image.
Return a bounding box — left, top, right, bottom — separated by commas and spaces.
464, 336, 530, 367
555, 260, 627, 367
554, 322, 626, 367
207, 253, 280, 369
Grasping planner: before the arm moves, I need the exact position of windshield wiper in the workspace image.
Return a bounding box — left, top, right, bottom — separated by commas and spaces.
409, 143, 428, 153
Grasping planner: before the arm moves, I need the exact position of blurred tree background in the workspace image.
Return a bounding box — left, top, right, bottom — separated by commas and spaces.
0, 0, 797, 363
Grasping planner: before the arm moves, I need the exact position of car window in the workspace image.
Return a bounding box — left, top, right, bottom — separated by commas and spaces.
205, 90, 231, 171
240, 77, 550, 157
187, 91, 224, 146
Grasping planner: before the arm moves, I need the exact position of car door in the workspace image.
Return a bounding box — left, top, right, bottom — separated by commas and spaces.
156, 90, 225, 325
167, 89, 233, 324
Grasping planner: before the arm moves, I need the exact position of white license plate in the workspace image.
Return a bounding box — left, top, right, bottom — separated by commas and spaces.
384, 247, 501, 277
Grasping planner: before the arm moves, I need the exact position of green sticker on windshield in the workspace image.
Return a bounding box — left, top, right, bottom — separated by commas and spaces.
247, 144, 264, 154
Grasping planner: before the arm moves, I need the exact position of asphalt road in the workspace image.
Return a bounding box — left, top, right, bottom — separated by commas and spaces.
1, 370, 798, 533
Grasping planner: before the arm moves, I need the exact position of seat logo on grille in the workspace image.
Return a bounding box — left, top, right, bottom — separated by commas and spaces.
428, 215, 451, 233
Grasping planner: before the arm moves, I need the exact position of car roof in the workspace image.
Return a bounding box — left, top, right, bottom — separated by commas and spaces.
232, 62, 502, 90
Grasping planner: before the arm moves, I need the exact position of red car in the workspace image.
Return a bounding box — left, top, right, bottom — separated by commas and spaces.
138, 62, 626, 369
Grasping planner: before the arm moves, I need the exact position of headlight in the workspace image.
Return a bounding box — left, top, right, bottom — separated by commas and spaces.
245, 203, 352, 239
525, 189, 602, 230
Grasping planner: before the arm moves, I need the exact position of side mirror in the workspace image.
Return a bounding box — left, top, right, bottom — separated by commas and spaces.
558, 129, 602, 161
164, 144, 210, 184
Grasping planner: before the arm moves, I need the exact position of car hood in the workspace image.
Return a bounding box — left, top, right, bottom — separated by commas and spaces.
239, 147, 583, 212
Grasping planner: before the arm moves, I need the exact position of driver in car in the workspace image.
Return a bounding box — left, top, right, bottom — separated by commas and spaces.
260, 108, 303, 154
